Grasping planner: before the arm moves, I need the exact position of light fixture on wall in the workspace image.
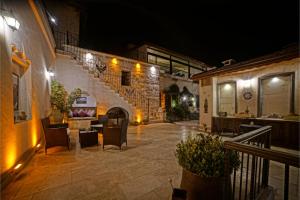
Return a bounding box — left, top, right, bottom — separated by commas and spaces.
271, 77, 279, 83
224, 84, 232, 90
150, 66, 156, 74
1, 2, 20, 31
242, 79, 251, 88
85, 53, 93, 62
45, 69, 55, 80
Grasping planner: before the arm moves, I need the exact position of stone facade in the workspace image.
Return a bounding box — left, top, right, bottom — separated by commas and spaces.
0, 0, 55, 173
54, 47, 161, 123
198, 57, 300, 131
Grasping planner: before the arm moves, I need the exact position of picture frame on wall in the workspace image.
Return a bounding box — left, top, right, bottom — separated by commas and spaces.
76, 97, 87, 104
12, 73, 19, 111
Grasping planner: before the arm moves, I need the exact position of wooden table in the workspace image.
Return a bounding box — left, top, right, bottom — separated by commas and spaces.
90, 124, 103, 133
79, 130, 99, 148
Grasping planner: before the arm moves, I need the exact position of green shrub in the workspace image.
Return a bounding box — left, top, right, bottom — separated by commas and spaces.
175, 134, 240, 177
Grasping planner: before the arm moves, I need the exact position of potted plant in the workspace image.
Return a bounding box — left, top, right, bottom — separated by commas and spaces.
50, 80, 81, 123
175, 134, 240, 200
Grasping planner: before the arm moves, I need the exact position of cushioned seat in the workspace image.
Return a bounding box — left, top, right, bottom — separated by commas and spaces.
41, 117, 70, 154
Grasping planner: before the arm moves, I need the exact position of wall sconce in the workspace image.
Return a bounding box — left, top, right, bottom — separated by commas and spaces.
271, 77, 279, 83
112, 58, 118, 65
242, 79, 251, 88
150, 66, 156, 74
85, 53, 93, 62
1, 8, 20, 31
45, 70, 54, 80
224, 84, 232, 90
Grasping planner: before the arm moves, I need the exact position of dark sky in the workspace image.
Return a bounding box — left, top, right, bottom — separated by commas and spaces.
80, 0, 299, 66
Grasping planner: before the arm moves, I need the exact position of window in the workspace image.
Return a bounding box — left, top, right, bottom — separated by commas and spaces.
258, 73, 295, 117
12, 64, 32, 123
121, 71, 131, 86
156, 57, 170, 68
217, 82, 237, 116
147, 54, 156, 64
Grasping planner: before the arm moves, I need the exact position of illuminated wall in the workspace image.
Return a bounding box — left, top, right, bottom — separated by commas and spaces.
198, 57, 300, 131
0, 0, 54, 173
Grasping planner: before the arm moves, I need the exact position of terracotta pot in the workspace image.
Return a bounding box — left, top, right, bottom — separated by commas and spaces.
180, 168, 228, 200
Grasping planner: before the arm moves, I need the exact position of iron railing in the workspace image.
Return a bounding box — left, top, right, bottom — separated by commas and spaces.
224, 126, 300, 200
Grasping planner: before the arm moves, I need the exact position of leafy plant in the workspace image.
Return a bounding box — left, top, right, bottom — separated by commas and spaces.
66, 88, 82, 112
175, 134, 240, 177
50, 80, 81, 113
50, 80, 67, 113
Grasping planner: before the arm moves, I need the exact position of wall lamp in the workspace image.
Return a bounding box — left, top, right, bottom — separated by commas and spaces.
1, 8, 20, 31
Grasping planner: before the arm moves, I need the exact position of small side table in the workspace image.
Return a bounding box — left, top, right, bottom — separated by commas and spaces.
90, 124, 103, 133
79, 130, 99, 148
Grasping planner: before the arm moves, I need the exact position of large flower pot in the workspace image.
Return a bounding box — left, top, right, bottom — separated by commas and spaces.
180, 168, 228, 200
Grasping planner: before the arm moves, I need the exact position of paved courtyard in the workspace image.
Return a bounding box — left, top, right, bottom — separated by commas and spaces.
1, 123, 299, 200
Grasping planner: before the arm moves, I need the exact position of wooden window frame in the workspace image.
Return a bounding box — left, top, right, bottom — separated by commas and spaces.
257, 72, 295, 117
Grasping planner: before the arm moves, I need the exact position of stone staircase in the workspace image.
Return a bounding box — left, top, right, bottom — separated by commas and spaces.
55, 45, 162, 122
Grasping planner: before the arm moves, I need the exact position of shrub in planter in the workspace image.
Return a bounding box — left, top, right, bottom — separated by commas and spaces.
175, 134, 240, 200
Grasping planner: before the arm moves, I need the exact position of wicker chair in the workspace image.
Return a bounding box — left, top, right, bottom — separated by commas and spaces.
41, 117, 70, 154
102, 107, 128, 150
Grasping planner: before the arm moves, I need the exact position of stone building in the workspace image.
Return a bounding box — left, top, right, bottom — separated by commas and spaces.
125, 43, 214, 114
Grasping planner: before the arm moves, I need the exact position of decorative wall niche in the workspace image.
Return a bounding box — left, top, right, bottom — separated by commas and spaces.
12, 47, 32, 123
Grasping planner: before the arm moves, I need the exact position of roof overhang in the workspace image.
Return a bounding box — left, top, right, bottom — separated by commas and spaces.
191, 46, 299, 80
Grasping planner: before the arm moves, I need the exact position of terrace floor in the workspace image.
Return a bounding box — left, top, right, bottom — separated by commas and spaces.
1, 123, 299, 200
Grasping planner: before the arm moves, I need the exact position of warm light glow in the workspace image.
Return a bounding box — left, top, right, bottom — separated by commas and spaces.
50, 17, 56, 23
224, 84, 232, 90
3, 16, 20, 30
136, 115, 141, 123
6, 143, 17, 170
85, 53, 93, 62
150, 66, 156, 74
271, 77, 279, 83
242, 79, 251, 88
136, 63, 141, 68
45, 70, 54, 80
36, 143, 41, 148
14, 163, 22, 170
112, 58, 118, 64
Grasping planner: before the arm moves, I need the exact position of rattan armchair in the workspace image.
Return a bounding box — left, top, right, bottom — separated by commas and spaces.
102, 107, 128, 150
41, 117, 70, 154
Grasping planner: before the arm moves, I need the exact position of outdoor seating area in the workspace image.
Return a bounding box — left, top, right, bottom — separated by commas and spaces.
42, 107, 129, 152
2, 123, 299, 200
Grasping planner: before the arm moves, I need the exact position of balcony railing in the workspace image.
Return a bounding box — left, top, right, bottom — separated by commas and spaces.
224, 126, 300, 200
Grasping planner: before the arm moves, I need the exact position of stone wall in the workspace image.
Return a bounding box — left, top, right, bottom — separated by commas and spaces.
54, 52, 161, 122
0, 0, 54, 173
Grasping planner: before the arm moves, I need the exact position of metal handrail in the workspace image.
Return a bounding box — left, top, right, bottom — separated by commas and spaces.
224, 126, 300, 200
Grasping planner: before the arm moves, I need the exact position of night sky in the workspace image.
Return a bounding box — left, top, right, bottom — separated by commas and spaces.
79, 0, 299, 67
